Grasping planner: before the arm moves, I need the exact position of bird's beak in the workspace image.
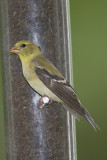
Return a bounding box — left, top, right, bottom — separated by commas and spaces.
10, 46, 20, 53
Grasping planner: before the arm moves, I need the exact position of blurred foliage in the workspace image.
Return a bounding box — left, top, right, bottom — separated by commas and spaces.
70, 0, 107, 159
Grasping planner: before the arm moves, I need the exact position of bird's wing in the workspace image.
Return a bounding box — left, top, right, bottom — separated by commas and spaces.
33, 58, 99, 131
32, 54, 63, 77
34, 66, 84, 114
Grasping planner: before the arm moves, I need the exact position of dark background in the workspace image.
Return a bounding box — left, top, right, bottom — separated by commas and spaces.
0, 0, 107, 159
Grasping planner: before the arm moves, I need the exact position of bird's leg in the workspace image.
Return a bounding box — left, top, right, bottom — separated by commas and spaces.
47, 98, 53, 107
37, 95, 53, 109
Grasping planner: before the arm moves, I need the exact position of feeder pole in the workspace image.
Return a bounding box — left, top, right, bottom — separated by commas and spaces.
1, 0, 77, 160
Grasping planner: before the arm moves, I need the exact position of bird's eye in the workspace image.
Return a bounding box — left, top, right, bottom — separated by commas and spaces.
21, 44, 26, 48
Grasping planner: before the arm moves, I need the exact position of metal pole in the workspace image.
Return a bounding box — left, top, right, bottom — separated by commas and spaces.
1, 0, 77, 159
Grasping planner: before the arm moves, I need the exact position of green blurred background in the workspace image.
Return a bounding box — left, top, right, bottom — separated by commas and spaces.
0, 0, 107, 159
70, 0, 107, 159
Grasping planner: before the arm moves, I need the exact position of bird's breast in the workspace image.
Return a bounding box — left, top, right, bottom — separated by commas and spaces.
22, 62, 60, 102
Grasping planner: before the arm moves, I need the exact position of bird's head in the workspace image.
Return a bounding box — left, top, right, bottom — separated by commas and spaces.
10, 40, 41, 60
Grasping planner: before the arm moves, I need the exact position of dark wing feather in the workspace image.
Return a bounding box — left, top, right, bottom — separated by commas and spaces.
35, 67, 99, 131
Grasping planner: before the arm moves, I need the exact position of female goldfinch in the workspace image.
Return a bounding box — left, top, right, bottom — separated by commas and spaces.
10, 40, 99, 131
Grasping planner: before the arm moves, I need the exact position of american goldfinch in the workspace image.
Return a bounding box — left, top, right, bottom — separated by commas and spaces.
10, 40, 99, 131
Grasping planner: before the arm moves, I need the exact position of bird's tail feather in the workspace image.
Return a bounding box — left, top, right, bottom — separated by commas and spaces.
63, 103, 100, 131
84, 110, 100, 131
63, 103, 81, 120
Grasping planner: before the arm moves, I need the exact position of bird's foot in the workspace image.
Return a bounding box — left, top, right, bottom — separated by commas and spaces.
37, 95, 53, 109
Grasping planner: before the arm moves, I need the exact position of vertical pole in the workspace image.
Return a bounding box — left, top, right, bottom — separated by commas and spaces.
1, 0, 77, 160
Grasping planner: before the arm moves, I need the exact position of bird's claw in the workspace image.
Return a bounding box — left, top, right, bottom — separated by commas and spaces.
37, 95, 53, 109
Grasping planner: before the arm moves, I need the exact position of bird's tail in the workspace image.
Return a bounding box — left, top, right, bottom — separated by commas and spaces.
83, 109, 100, 131
63, 103, 100, 131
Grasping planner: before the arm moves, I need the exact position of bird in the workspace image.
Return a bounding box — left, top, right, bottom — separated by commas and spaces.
10, 40, 99, 131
